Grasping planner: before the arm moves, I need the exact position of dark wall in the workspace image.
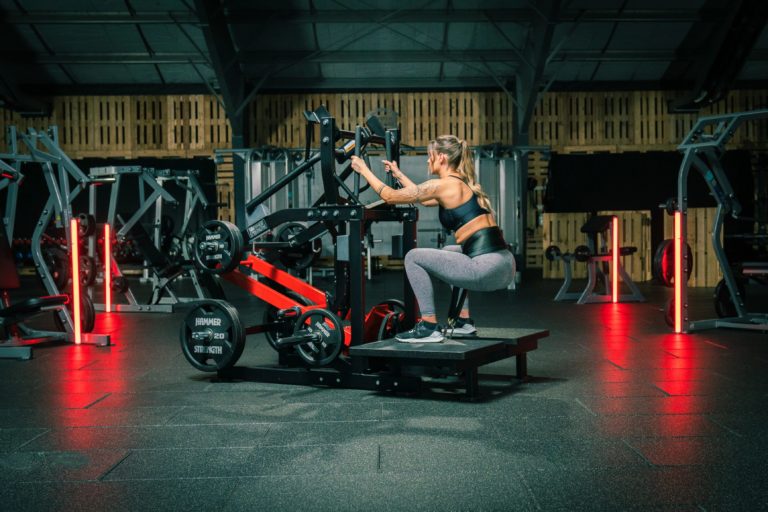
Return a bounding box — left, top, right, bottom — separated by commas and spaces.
2, 157, 216, 239
544, 150, 756, 259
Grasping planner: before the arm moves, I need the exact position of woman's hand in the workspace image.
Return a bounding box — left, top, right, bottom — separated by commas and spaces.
350, 155, 369, 174
382, 159, 402, 179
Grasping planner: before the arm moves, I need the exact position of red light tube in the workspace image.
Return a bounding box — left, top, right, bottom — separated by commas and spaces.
70, 218, 82, 344
612, 216, 618, 303
674, 211, 683, 333
104, 223, 111, 313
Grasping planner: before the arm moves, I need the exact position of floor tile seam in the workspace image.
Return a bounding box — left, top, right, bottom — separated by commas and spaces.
514, 468, 543, 511
597, 433, 741, 440
98, 471, 395, 483
619, 438, 656, 467
8, 428, 52, 454
161, 405, 189, 425
96, 450, 133, 482
82, 393, 113, 409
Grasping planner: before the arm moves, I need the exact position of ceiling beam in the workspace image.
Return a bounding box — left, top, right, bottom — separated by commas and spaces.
194, 0, 246, 125
9, 49, 767, 66
515, 0, 561, 139
667, 0, 768, 111
1, 8, 725, 25
23, 78, 768, 96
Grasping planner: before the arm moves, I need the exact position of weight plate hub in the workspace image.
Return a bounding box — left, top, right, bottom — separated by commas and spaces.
194, 221, 244, 275
180, 300, 245, 372
294, 308, 342, 367
274, 222, 322, 271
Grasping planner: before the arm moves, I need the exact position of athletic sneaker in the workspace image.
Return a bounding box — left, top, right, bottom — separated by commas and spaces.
395, 320, 444, 343
449, 317, 477, 336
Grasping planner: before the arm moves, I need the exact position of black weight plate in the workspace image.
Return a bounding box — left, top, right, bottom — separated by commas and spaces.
53, 294, 96, 333
194, 221, 244, 275
264, 291, 313, 352
111, 275, 129, 294
198, 272, 227, 300
43, 247, 70, 291
376, 299, 406, 340
714, 278, 745, 318
81, 294, 95, 333
574, 245, 591, 262
654, 240, 693, 287
180, 299, 245, 372
79, 255, 96, 286
544, 245, 561, 262
275, 222, 322, 271
652, 239, 669, 283
77, 213, 96, 237
294, 308, 343, 367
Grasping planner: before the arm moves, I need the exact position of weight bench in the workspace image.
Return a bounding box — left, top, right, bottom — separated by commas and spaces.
553, 215, 644, 304
0, 229, 69, 360
348, 287, 548, 398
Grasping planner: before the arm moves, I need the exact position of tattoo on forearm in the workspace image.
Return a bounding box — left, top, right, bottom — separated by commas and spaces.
396, 181, 438, 203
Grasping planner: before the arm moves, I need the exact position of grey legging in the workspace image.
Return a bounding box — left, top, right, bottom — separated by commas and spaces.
404, 244, 516, 317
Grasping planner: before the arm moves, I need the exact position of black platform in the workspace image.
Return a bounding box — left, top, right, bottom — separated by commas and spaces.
350, 328, 547, 397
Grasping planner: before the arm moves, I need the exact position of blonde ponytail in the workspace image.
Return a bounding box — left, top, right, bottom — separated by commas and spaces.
457, 140, 494, 215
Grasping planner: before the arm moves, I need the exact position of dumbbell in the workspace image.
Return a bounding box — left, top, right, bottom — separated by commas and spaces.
545, 245, 562, 262
573, 245, 592, 262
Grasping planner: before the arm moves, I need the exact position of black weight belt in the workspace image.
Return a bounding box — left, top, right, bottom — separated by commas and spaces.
461, 227, 508, 258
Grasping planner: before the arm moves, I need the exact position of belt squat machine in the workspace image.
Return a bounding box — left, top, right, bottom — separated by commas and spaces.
179, 106, 547, 398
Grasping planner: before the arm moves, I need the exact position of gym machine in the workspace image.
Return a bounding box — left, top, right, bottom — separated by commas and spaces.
546, 215, 644, 304
667, 109, 768, 333
85, 165, 223, 312
0, 127, 110, 357
180, 106, 547, 398
475, 144, 550, 282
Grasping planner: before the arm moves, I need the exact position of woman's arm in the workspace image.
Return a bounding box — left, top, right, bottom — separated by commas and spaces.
382, 160, 415, 188
382, 159, 437, 206
351, 156, 443, 205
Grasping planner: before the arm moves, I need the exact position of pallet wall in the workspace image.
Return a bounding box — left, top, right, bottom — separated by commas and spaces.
663, 208, 722, 288
3, 89, 767, 157
533, 90, 768, 153
0, 95, 231, 158
542, 211, 651, 284
251, 91, 515, 148
2, 89, 765, 284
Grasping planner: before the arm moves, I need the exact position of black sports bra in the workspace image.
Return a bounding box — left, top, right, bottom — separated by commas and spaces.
437, 176, 489, 232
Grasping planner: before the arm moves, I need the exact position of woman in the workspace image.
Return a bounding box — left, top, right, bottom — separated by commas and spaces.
350, 134, 516, 343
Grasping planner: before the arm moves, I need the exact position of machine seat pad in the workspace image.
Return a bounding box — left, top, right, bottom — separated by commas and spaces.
0, 295, 68, 318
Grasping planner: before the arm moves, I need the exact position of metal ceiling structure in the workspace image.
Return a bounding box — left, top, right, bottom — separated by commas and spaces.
1, 0, 767, 142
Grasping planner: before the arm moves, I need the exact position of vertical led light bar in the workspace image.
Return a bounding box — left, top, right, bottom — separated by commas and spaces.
674, 211, 683, 333
104, 223, 112, 313
612, 216, 618, 303
70, 218, 82, 344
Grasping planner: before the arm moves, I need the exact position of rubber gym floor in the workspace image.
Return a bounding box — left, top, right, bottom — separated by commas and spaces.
1, 271, 767, 511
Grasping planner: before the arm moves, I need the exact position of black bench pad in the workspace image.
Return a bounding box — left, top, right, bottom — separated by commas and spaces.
0, 295, 68, 318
